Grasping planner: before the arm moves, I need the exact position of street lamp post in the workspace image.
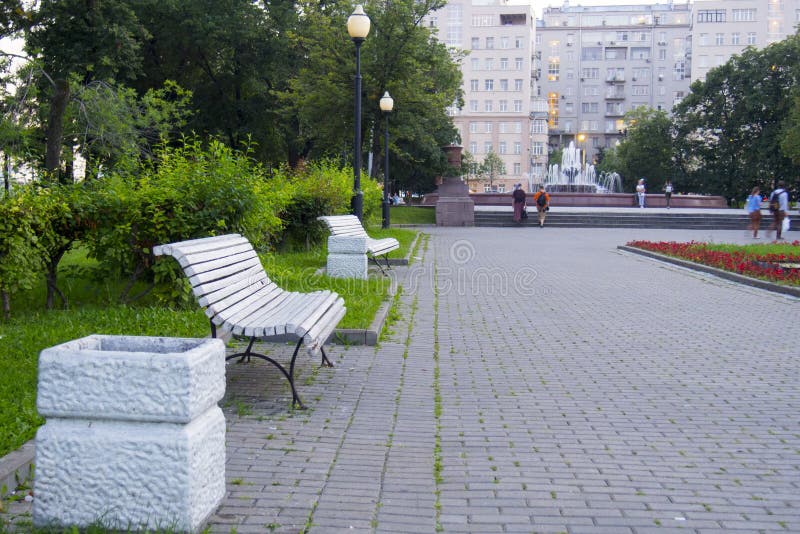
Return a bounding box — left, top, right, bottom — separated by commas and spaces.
379, 91, 394, 229
347, 5, 370, 221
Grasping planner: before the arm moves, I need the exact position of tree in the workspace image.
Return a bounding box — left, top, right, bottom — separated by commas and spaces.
780, 94, 800, 166
23, 0, 146, 182
673, 33, 800, 200
461, 150, 480, 192
615, 107, 674, 192
479, 150, 505, 190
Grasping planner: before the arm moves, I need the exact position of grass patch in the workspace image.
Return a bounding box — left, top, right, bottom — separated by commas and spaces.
387, 206, 435, 225
0, 229, 416, 459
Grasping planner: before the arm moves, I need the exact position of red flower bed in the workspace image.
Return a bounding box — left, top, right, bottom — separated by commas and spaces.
626, 240, 800, 286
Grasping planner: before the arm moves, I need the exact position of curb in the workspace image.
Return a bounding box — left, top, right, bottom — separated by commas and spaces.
618, 245, 800, 299
0, 440, 34, 498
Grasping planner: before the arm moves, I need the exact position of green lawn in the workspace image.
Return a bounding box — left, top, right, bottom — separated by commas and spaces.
388, 205, 435, 225
0, 227, 418, 459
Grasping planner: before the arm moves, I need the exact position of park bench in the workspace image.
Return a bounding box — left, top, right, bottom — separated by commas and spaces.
318, 215, 399, 275
153, 233, 346, 408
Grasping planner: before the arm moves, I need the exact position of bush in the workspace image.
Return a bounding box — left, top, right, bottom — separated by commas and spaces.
0, 191, 44, 318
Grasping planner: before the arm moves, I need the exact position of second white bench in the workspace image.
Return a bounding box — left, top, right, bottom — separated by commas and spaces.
318, 215, 399, 277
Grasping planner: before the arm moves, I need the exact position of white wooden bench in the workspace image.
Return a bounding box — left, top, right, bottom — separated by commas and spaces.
153, 234, 346, 408
318, 215, 399, 275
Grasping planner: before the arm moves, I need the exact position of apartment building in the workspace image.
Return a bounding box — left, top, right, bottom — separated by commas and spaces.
425, 0, 549, 192
536, 3, 693, 163
691, 0, 800, 81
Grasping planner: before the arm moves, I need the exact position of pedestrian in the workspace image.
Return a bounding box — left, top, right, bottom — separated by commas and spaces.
745, 186, 762, 239
663, 180, 673, 209
636, 179, 646, 208
532, 185, 550, 227
768, 180, 790, 240
511, 183, 527, 223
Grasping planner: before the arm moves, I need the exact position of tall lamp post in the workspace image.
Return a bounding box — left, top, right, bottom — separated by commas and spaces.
347, 5, 370, 221
379, 91, 394, 229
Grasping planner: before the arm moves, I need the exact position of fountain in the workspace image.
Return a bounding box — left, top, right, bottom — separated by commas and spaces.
543, 141, 620, 193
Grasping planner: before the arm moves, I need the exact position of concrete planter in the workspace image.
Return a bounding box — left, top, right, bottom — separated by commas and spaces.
34, 335, 226, 533
327, 235, 368, 279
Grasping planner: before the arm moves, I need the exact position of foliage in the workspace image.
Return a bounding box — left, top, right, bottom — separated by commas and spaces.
627, 240, 800, 286
0, 191, 43, 318
780, 94, 800, 165
614, 107, 674, 192
672, 33, 800, 200
479, 150, 505, 188
82, 138, 265, 302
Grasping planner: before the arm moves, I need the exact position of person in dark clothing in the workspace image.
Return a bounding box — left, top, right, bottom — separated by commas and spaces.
512, 183, 527, 223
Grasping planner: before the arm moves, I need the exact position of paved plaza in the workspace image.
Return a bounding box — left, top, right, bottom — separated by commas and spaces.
3, 226, 799, 533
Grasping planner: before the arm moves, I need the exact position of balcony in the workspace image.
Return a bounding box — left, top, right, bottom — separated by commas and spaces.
605, 75, 626, 83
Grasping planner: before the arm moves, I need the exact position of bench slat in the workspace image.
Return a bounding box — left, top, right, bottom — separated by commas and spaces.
241, 292, 317, 338
303, 300, 346, 350
188, 255, 266, 288
197, 267, 270, 307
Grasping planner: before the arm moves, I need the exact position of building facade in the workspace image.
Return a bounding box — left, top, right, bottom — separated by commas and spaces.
425, 0, 550, 193
536, 3, 693, 164
690, 0, 800, 81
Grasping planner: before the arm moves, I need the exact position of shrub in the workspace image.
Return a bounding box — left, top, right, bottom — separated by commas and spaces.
0, 191, 44, 319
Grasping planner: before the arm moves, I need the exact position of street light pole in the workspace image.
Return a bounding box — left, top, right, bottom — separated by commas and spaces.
347, 5, 370, 221
379, 91, 394, 229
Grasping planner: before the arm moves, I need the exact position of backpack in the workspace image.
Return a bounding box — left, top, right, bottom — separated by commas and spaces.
769, 190, 784, 212
536, 192, 547, 207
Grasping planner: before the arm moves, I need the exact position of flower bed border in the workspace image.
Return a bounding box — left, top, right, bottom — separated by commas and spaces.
618, 245, 800, 299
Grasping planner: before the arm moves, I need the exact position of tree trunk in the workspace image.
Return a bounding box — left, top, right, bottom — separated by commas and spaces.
45, 78, 70, 184
45, 249, 68, 310
1, 290, 9, 321
3, 153, 9, 192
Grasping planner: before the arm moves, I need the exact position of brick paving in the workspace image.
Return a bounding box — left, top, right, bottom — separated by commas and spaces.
3, 226, 799, 533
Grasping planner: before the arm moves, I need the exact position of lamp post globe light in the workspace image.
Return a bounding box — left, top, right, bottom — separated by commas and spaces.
347, 5, 370, 221
379, 91, 394, 229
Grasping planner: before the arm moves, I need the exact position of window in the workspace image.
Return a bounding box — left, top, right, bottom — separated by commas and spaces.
673, 61, 685, 80
513, 163, 521, 175
471, 58, 480, 70
513, 100, 522, 112
513, 142, 521, 155
514, 122, 521, 133
499, 142, 507, 154
747, 33, 757, 45
583, 86, 599, 97
485, 100, 493, 112
469, 100, 478, 111
532, 142, 545, 155
582, 47, 602, 61
732, 9, 756, 22
515, 57, 523, 69
565, 102, 574, 113
499, 79, 509, 91
500, 58, 509, 70
548, 61, 560, 81
486, 37, 494, 49
732, 33, 740, 45
498, 184, 506, 193
472, 15, 494, 27
658, 49, 667, 60
697, 10, 725, 23
516, 37, 524, 49
630, 47, 650, 60
632, 85, 649, 96
484, 142, 493, 153
485, 79, 494, 91
470, 79, 479, 91
486, 122, 493, 133
471, 37, 480, 49
485, 58, 494, 70
499, 122, 507, 133
469, 122, 478, 133
566, 68, 575, 80
469, 142, 477, 154
582, 67, 600, 80
514, 79, 523, 91
581, 102, 599, 113
499, 100, 508, 112
715, 33, 724, 46
606, 67, 624, 81
501, 36, 509, 49
699, 34, 708, 46
632, 67, 649, 80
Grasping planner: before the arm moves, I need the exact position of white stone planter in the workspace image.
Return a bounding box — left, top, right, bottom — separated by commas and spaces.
33, 335, 226, 533
327, 235, 368, 279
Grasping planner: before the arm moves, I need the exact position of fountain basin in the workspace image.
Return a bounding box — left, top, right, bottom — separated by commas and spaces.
422, 192, 728, 209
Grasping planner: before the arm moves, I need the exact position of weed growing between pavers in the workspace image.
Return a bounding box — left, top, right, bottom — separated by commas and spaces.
432, 251, 444, 532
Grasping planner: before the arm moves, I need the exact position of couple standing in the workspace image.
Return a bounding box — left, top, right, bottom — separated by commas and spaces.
512, 184, 550, 227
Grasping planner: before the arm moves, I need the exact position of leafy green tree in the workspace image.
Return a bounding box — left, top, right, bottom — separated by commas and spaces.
673, 33, 800, 200
479, 150, 505, 190
780, 94, 800, 166
23, 0, 146, 182
615, 107, 674, 192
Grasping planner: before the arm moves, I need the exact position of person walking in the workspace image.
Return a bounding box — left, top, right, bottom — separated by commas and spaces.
663, 180, 673, 209
768, 181, 790, 240
636, 179, 646, 208
745, 186, 762, 239
511, 183, 527, 223
532, 186, 550, 227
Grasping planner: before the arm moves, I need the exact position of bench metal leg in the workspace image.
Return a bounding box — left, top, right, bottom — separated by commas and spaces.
226, 337, 306, 409
368, 254, 392, 276
320, 346, 333, 367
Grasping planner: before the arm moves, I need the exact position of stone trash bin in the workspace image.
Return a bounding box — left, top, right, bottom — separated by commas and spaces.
327, 235, 368, 279
33, 335, 226, 533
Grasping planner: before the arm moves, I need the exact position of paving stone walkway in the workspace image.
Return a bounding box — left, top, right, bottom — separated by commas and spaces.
3, 226, 798, 533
